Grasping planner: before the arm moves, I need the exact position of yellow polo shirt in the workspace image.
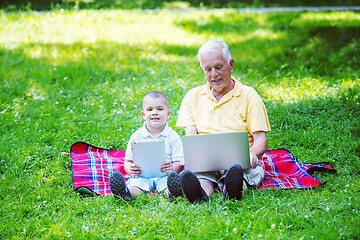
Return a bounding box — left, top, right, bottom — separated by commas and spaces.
176, 78, 271, 146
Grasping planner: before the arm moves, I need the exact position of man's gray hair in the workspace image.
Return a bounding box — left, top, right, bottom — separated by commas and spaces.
197, 40, 232, 66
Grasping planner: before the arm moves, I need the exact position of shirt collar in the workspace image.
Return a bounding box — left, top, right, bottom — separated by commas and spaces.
140, 122, 169, 138
200, 76, 242, 99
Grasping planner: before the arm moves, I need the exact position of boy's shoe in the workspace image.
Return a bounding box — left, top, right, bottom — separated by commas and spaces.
167, 171, 183, 201
223, 164, 244, 201
109, 171, 131, 200
180, 170, 209, 203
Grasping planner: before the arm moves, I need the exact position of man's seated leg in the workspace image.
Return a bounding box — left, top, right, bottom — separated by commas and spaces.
180, 170, 209, 203
243, 164, 264, 187
223, 164, 244, 201
199, 178, 216, 197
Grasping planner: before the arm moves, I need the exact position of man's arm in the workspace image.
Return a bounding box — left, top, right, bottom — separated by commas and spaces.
249, 131, 268, 168
177, 125, 198, 167
172, 161, 183, 173
185, 125, 198, 135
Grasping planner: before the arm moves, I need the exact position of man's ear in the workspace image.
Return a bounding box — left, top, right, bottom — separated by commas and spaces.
229, 58, 234, 73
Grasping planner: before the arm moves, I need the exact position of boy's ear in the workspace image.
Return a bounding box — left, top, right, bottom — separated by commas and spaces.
141, 111, 146, 119
167, 110, 171, 119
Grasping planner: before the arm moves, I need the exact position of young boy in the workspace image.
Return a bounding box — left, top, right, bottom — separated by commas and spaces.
109, 91, 184, 200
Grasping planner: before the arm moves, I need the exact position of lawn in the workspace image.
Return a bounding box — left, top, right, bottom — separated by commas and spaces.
0, 8, 359, 239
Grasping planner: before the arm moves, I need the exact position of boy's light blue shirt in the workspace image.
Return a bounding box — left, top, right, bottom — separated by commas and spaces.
124, 123, 183, 163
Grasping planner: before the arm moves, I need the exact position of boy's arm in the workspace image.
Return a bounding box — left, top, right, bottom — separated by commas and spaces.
160, 160, 183, 173
168, 131, 186, 173
160, 160, 172, 173
124, 159, 142, 177
124, 131, 144, 176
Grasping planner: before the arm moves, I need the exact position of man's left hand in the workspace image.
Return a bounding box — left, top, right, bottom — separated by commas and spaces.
250, 151, 259, 169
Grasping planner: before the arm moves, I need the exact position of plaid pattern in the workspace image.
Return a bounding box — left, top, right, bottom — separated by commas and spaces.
71, 142, 336, 195
259, 149, 336, 190
71, 142, 129, 195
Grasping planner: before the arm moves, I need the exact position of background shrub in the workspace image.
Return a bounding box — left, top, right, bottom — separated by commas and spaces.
2, 0, 360, 10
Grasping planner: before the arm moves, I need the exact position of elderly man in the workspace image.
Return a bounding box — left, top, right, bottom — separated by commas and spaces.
167, 40, 271, 203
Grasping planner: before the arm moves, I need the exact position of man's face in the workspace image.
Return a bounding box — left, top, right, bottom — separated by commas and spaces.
200, 48, 234, 97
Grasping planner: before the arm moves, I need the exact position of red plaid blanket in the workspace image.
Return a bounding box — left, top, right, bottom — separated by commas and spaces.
71, 142, 336, 195
258, 148, 336, 190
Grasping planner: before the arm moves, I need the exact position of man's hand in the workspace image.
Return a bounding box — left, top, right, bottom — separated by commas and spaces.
249, 131, 268, 168
250, 151, 259, 169
160, 160, 173, 173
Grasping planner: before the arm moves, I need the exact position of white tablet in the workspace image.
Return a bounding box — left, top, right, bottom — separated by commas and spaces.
131, 139, 166, 178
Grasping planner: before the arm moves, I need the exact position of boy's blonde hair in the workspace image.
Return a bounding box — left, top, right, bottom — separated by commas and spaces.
142, 91, 170, 109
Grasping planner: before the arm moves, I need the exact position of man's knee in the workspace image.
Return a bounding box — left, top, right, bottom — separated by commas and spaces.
199, 178, 216, 196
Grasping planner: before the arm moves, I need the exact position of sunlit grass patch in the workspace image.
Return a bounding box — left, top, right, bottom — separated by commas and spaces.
292, 11, 360, 27
0, 10, 205, 48
0, 9, 359, 239
259, 76, 360, 103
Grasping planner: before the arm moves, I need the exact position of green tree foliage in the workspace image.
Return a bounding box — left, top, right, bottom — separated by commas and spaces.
1, 0, 61, 10
2, 0, 360, 10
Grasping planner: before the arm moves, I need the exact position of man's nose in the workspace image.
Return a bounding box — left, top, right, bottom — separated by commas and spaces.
211, 68, 218, 77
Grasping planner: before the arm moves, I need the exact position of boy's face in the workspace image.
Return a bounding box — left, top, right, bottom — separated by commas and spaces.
141, 97, 171, 130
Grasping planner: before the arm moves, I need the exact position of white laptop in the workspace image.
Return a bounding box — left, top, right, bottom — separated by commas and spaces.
131, 139, 167, 178
182, 132, 250, 172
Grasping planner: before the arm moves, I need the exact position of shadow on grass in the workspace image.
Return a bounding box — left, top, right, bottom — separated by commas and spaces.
175, 11, 360, 77
0, 49, 359, 230
1, 10, 359, 159
1, 39, 359, 166
1, 11, 359, 240
266, 98, 360, 170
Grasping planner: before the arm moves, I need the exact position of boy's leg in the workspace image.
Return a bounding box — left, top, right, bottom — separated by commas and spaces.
126, 177, 151, 198
128, 186, 143, 199
167, 171, 184, 200
109, 171, 131, 200
155, 175, 170, 196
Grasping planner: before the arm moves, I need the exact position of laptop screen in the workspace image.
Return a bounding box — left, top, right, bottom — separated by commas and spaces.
182, 132, 250, 172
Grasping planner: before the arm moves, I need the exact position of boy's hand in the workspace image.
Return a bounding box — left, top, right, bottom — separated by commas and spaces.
160, 160, 173, 173
128, 162, 143, 177
249, 151, 259, 169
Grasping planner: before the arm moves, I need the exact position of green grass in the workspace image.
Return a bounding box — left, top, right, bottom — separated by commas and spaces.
1, 9, 359, 239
